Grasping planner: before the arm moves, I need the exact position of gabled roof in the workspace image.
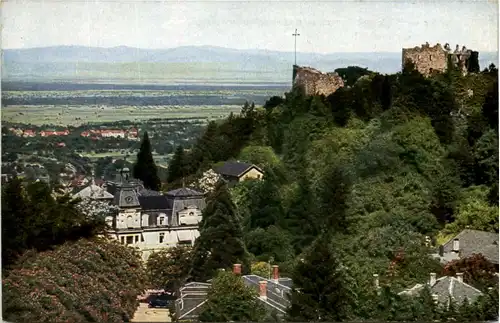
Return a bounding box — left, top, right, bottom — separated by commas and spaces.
166, 187, 204, 198
399, 275, 483, 305
138, 195, 172, 211
214, 161, 262, 178
442, 229, 499, 264
176, 274, 292, 320
73, 183, 114, 200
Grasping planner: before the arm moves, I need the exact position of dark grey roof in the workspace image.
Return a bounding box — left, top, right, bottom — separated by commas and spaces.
166, 187, 204, 198
175, 275, 292, 320
113, 186, 141, 208
399, 275, 483, 305
214, 161, 261, 177
242, 275, 291, 313
137, 187, 163, 196
138, 195, 172, 211
442, 229, 499, 264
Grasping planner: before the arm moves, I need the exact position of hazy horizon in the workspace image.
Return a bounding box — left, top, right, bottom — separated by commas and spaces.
4, 44, 498, 55
2, 0, 498, 53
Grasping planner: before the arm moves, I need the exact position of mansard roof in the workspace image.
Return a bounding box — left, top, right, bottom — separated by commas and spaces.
138, 195, 172, 211
137, 187, 163, 197
166, 187, 204, 198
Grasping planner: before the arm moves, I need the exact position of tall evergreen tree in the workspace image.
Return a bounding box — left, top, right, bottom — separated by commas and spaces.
133, 131, 161, 190
317, 166, 351, 233
189, 182, 249, 282
167, 145, 187, 184
286, 234, 358, 322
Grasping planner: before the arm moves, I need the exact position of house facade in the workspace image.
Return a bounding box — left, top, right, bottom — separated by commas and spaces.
88, 168, 207, 261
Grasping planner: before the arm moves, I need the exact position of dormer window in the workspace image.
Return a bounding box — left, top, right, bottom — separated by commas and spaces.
189, 212, 194, 216
159, 217, 164, 226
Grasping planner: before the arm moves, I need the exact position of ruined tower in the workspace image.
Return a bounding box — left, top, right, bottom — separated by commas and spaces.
402, 42, 477, 77
292, 65, 344, 96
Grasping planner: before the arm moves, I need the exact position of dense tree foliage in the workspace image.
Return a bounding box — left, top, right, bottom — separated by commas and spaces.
286, 234, 358, 322
2, 178, 106, 268
133, 131, 161, 190
146, 245, 193, 292
2, 238, 147, 323
189, 182, 250, 282
179, 60, 498, 320
198, 270, 267, 322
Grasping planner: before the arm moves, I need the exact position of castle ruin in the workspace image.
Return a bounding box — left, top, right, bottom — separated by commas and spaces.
402, 42, 476, 77
292, 65, 345, 97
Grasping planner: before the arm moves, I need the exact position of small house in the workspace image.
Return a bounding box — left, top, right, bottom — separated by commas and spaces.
213, 161, 264, 187
399, 272, 483, 307
174, 264, 291, 321
432, 229, 499, 270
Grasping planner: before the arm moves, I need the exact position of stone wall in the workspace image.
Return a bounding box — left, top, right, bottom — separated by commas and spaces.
293, 65, 344, 96
402, 43, 448, 77
402, 42, 474, 77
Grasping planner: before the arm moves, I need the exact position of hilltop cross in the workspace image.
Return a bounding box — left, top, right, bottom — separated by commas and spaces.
292, 28, 300, 66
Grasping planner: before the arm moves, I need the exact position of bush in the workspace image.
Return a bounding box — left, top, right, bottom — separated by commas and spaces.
2, 238, 147, 323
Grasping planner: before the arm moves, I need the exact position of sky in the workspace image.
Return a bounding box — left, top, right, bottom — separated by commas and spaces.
2, 0, 498, 53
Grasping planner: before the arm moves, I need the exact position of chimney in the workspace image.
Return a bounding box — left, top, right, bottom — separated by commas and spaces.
438, 245, 444, 257
259, 280, 267, 300
272, 265, 279, 282
429, 272, 437, 286
233, 264, 242, 275
373, 274, 380, 290
432, 293, 439, 304
456, 272, 463, 283
452, 239, 460, 252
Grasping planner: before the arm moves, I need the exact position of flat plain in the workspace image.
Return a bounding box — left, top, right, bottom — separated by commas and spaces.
2, 104, 244, 126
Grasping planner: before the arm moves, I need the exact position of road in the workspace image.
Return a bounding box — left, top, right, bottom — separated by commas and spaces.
131, 303, 171, 322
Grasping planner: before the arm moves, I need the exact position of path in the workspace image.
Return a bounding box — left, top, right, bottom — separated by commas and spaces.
131, 303, 171, 322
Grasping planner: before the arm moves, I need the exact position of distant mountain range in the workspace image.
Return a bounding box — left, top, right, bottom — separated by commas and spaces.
2, 45, 497, 84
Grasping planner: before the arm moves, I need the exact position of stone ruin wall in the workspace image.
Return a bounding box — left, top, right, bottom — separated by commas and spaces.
402, 42, 473, 77
293, 65, 344, 97
402, 43, 448, 77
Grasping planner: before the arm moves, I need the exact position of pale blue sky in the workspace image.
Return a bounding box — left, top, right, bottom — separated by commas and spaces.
2, 0, 498, 53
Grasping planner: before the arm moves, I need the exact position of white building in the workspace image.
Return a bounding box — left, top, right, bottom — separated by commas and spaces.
103, 168, 206, 261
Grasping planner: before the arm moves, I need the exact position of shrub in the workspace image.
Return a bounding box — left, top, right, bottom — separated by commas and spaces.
2, 238, 147, 323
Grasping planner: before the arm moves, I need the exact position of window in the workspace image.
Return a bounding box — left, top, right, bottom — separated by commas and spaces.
189, 212, 194, 216
126, 236, 133, 245
141, 235, 145, 242
179, 240, 191, 246
429, 55, 433, 61
159, 217, 164, 226
135, 235, 139, 243
159, 233, 165, 243
126, 216, 134, 228
120, 236, 125, 244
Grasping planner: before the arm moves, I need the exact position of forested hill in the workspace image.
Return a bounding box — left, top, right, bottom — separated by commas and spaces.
166, 62, 498, 317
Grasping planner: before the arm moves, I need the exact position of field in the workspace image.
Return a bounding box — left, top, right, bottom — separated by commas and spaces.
2, 105, 244, 126
1, 84, 287, 126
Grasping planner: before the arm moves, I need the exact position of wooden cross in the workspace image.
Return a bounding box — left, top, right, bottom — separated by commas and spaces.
292, 28, 300, 65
